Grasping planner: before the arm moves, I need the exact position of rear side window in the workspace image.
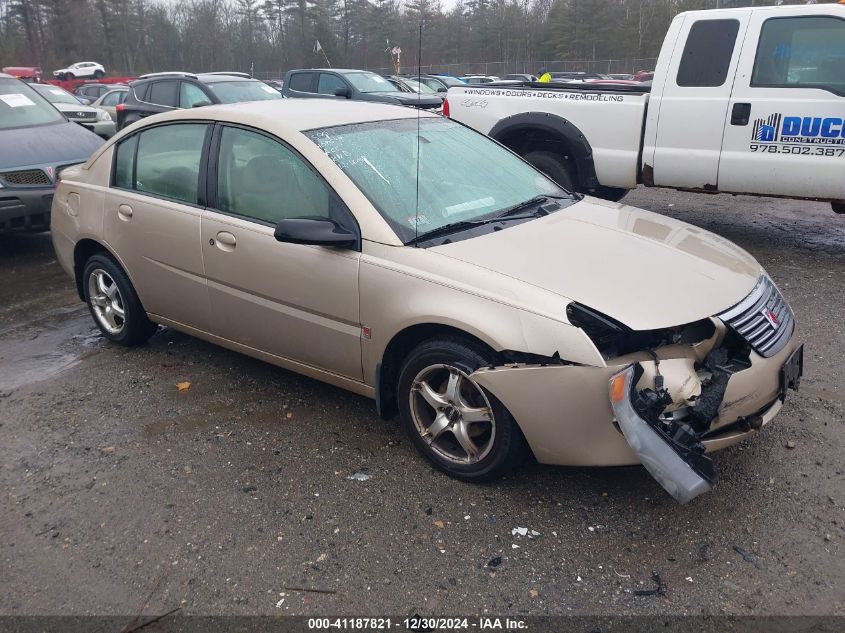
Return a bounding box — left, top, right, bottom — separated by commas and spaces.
102, 90, 124, 106
114, 124, 207, 204
147, 80, 178, 107
752, 16, 845, 95
287, 73, 314, 93
677, 19, 740, 87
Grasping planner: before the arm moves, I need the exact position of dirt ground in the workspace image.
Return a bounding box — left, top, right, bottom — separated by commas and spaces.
0, 188, 843, 618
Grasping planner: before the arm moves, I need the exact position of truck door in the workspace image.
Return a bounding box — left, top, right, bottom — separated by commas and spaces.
647, 13, 749, 190
718, 8, 845, 200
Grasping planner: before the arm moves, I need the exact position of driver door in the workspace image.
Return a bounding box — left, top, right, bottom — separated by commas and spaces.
201, 124, 363, 379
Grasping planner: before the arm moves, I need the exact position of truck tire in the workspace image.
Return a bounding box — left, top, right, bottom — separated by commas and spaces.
94, 70, 104, 79
522, 150, 576, 193
833, 202, 845, 215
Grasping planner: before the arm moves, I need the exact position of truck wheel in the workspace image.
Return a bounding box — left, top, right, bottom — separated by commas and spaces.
833, 202, 845, 215
523, 150, 577, 193
94, 70, 104, 79
66, 72, 75, 80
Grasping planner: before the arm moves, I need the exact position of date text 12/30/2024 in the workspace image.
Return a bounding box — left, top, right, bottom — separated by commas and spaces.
307, 617, 528, 630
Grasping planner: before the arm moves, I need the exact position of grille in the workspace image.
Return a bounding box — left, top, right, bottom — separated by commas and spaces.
69, 111, 96, 120
0, 169, 51, 186
717, 276, 794, 358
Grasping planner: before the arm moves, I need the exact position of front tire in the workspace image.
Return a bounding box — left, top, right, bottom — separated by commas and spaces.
523, 150, 577, 193
397, 337, 528, 481
833, 202, 845, 215
94, 70, 104, 79
82, 253, 157, 346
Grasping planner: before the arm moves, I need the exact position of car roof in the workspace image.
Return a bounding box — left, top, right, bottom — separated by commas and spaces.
126, 98, 436, 135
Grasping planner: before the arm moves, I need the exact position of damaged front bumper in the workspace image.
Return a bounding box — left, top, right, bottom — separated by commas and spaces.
469, 328, 802, 502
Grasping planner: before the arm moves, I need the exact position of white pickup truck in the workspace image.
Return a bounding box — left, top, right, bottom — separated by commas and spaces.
446, 4, 845, 213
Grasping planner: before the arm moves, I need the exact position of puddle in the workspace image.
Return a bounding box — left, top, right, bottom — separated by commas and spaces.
0, 308, 103, 393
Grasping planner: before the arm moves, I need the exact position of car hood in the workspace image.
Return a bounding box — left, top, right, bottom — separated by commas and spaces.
0, 121, 104, 171
430, 197, 761, 330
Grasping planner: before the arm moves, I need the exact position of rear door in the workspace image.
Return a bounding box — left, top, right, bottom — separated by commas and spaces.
103, 122, 212, 331
718, 7, 845, 199
648, 13, 749, 189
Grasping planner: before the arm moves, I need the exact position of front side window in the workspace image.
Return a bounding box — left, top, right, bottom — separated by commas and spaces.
180, 81, 210, 108
677, 19, 740, 87
318, 73, 347, 95
205, 80, 282, 103
116, 124, 207, 204
306, 117, 565, 243
287, 73, 314, 92
216, 126, 343, 226
752, 16, 845, 95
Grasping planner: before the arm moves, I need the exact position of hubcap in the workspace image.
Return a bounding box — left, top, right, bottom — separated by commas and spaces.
87, 269, 126, 335
410, 364, 495, 465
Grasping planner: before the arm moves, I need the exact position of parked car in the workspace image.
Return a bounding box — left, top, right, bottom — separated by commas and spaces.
30, 83, 116, 138
549, 72, 604, 82
51, 99, 802, 503
263, 79, 284, 92
386, 75, 444, 100
447, 3, 845, 212
0, 73, 103, 232
117, 71, 282, 130
74, 82, 121, 103
460, 75, 500, 84
282, 69, 442, 110
504, 73, 538, 82
400, 74, 465, 92
53, 61, 105, 80
90, 86, 129, 122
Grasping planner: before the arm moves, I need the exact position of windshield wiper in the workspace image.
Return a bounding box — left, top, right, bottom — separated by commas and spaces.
495, 194, 566, 218
406, 213, 540, 245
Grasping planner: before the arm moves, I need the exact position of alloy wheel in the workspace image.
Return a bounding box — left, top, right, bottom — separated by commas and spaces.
87, 268, 126, 335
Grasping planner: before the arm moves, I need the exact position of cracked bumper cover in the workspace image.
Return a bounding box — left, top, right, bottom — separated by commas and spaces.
469, 335, 800, 470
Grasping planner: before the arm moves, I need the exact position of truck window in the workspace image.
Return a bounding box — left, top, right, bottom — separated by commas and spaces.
751, 16, 845, 96
676, 19, 740, 88
288, 72, 314, 93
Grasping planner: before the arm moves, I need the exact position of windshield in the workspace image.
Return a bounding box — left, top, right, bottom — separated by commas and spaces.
206, 80, 282, 103
31, 84, 79, 104
0, 79, 65, 130
307, 117, 566, 243
344, 72, 396, 93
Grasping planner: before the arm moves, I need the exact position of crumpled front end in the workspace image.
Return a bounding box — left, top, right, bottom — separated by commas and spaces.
470, 276, 803, 503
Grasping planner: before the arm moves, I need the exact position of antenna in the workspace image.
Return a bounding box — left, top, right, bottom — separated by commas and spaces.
414, 22, 422, 246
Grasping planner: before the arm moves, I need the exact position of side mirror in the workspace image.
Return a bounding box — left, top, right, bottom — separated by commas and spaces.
274, 218, 357, 249
191, 100, 212, 108
334, 86, 350, 98
77, 98, 92, 105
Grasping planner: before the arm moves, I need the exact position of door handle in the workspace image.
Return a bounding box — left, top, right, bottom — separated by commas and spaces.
215, 231, 237, 251
731, 102, 751, 126
117, 204, 133, 220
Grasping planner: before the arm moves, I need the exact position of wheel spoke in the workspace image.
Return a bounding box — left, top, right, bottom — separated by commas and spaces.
459, 405, 492, 423
423, 413, 450, 445
452, 421, 479, 460
95, 272, 110, 296
415, 380, 449, 410
112, 302, 125, 318
444, 370, 462, 404
105, 280, 119, 300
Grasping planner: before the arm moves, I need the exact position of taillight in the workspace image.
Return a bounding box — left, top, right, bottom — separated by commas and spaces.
442, 98, 449, 117
116, 103, 125, 112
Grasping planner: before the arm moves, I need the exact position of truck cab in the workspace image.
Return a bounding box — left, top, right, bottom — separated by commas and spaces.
644, 4, 844, 204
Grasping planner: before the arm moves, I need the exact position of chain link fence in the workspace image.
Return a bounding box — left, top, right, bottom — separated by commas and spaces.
253, 58, 657, 81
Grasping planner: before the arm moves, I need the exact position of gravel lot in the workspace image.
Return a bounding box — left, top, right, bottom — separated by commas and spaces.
1, 188, 843, 618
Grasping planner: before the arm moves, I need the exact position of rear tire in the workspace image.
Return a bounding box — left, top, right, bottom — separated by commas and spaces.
82, 253, 157, 346
523, 150, 577, 193
94, 70, 104, 79
833, 202, 845, 215
397, 337, 529, 482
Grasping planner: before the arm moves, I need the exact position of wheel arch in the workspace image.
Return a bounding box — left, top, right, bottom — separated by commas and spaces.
489, 112, 600, 191
376, 322, 500, 420
72, 238, 129, 301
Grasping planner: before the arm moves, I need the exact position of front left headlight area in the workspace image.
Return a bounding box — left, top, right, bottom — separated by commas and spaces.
96, 109, 111, 121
